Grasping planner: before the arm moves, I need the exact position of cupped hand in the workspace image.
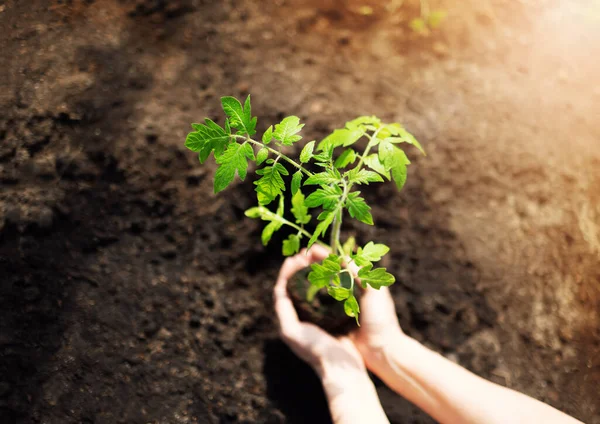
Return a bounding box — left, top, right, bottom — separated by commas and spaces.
274, 245, 404, 376
274, 246, 366, 381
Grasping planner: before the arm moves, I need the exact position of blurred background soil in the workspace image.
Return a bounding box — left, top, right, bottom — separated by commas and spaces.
0, 0, 599, 423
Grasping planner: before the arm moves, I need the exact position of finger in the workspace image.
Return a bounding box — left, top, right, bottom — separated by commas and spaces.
305, 244, 330, 262
276, 253, 311, 285
274, 254, 312, 335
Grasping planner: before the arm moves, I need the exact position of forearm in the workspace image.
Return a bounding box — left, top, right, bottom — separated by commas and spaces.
320, 366, 389, 424
369, 334, 581, 424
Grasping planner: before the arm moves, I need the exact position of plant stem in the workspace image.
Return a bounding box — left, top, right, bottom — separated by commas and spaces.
257, 206, 328, 249
353, 127, 383, 172
238, 136, 313, 177
329, 177, 348, 255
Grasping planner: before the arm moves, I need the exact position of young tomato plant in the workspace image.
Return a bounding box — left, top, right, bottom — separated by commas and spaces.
184, 96, 424, 324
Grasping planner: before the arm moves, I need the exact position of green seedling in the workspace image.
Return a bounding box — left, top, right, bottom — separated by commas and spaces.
184, 96, 424, 324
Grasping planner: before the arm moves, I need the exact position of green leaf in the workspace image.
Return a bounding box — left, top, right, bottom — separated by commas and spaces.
356, 242, 389, 262
185, 120, 231, 162
327, 286, 351, 301
305, 185, 343, 209
334, 148, 357, 168
379, 140, 410, 190
391, 156, 408, 190
353, 255, 372, 268
357, 264, 395, 289
306, 284, 320, 302
342, 236, 356, 256
346, 168, 384, 185
221, 96, 257, 136
308, 254, 342, 288
304, 170, 341, 186
344, 296, 360, 325
254, 163, 288, 205
262, 125, 274, 144
244, 207, 262, 219
364, 154, 390, 180
273, 116, 304, 146
307, 210, 335, 248
291, 190, 311, 225
256, 147, 269, 165
391, 132, 425, 156
282, 234, 300, 256
300, 140, 315, 163
291, 171, 302, 196
318, 128, 363, 151
262, 220, 282, 246
345, 116, 381, 131
214, 142, 255, 193
345, 191, 373, 225
276, 193, 285, 216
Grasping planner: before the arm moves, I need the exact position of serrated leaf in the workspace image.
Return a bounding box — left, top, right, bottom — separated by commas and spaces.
357, 264, 395, 289
327, 286, 351, 301
254, 163, 288, 205
291, 190, 311, 225
282, 234, 300, 256
256, 147, 269, 165
291, 171, 302, 195
344, 296, 360, 325
262, 125, 273, 144
261, 220, 282, 246
364, 154, 390, 180
308, 254, 342, 288
304, 170, 341, 186
307, 210, 335, 248
353, 255, 372, 268
345, 191, 373, 225
185, 121, 231, 163
379, 140, 410, 190
214, 143, 255, 193
346, 168, 384, 185
375, 123, 403, 139
356, 242, 389, 262
386, 128, 425, 155
318, 128, 363, 151
342, 236, 356, 256
391, 156, 408, 190
221, 96, 256, 136
273, 116, 304, 146
345, 116, 381, 131
300, 140, 315, 163
305, 185, 343, 209
334, 148, 357, 169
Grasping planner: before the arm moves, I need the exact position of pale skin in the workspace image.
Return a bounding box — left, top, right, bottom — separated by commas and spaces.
274, 246, 584, 424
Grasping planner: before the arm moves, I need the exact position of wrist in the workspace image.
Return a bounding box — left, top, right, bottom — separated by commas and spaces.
361, 330, 409, 373
319, 361, 371, 395
319, 363, 389, 424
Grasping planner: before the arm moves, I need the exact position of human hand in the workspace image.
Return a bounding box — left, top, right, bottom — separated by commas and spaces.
274, 245, 366, 384
350, 281, 405, 373
274, 246, 390, 423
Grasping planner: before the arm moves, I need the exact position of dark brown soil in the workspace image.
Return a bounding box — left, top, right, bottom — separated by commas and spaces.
288, 267, 361, 336
1, 0, 599, 423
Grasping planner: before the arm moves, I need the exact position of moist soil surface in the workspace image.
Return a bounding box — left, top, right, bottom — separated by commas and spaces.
1, 1, 599, 423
